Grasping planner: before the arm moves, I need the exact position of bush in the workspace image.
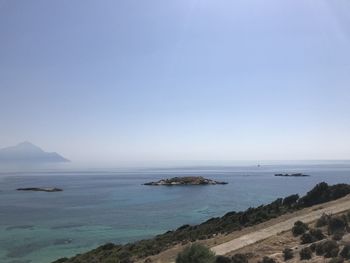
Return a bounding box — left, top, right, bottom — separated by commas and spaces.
340, 244, 350, 259
298, 182, 330, 207
52, 259, 68, 263
118, 250, 133, 263
316, 213, 331, 228
282, 248, 293, 260
301, 232, 316, 244
329, 257, 344, 263
309, 243, 316, 252
282, 194, 299, 207
292, 221, 309, 236
231, 253, 248, 263
300, 247, 313, 260
316, 240, 338, 256
332, 230, 345, 241
316, 240, 339, 258
328, 217, 347, 235
301, 229, 325, 244
100, 243, 115, 250
216, 256, 232, 263
258, 256, 276, 263
309, 228, 325, 240
176, 244, 216, 263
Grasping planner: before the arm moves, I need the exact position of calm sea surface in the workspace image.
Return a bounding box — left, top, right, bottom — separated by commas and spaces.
1, 164, 350, 263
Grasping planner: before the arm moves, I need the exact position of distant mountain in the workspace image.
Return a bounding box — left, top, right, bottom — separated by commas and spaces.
0, 142, 70, 163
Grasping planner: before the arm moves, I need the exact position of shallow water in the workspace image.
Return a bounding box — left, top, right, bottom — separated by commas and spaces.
1, 164, 350, 263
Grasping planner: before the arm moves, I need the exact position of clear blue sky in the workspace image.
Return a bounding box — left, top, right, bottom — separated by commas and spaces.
1, 0, 350, 165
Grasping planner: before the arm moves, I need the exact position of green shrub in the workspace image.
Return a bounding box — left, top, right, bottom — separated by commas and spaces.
340, 244, 350, 259
292, 221, 309, 236
299, 247, 312, 260
258, 256, 276, 263
282, 194, 299, 207
231, 253, 248, 263
215, 255, 232, 263
329, 257, 344, 263
323, 240, 339, 258
333, 258, 344, 263
300, 228, 325, 243
310, 228, 325, 240
316, 213, 331, 228
176, 244, 215, 263
298, 182, 330, 206
332, 230, 345, 241
282, 248, 293, 260
315, 240, 339, 257
328, 217, 347, 235
309, 243, 316, 252
52, 258, 68, 263
301, 232, 316, 244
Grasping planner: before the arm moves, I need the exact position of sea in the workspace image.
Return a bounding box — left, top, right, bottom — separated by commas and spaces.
1, 162, 350, 263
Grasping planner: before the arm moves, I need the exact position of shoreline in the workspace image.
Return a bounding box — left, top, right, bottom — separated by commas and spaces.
52, 182, 350, 263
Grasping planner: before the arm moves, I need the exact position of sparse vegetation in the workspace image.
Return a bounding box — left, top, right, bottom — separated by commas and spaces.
176, 244, 215, 263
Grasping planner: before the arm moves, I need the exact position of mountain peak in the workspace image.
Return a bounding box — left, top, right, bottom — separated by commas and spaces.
16, 141, 43, 151
0, 142, 70, 163
17, 141, 36, 147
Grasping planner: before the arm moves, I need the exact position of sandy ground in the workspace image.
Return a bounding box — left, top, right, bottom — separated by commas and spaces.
139, 194, 350, 263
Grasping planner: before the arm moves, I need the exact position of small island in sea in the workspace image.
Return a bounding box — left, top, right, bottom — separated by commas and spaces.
274, 173, 310, 177
17, 187, 63, 192
144, 176, 228, 186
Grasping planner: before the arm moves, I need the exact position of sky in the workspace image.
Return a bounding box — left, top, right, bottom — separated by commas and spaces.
0, 0, 350, 165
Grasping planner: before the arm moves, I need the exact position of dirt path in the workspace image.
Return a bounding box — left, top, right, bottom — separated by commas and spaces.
211, 196, 350, 256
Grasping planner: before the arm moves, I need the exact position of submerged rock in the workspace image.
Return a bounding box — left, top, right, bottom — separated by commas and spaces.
16, 187, 63, 192
144, 176, 228, 186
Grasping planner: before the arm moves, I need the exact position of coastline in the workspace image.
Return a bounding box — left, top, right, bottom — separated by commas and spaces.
2, 165, 350, 263
53, 182, 350, 263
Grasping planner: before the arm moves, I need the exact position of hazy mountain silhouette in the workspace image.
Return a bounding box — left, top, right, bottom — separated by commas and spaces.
0, 142, 70, 163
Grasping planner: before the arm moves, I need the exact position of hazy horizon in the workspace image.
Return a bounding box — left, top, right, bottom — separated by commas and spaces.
1, 0, 350, 165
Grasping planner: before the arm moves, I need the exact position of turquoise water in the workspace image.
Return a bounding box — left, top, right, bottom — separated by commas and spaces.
1, 164, 350, 263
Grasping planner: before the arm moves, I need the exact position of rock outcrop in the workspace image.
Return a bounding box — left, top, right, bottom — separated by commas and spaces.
144, 176, 228, 186
275, 173, 309, 177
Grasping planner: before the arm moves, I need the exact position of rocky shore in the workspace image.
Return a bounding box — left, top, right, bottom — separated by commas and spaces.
144, 176, 228, 186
